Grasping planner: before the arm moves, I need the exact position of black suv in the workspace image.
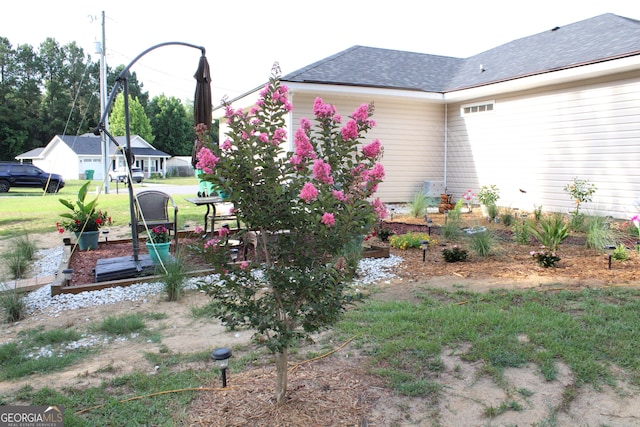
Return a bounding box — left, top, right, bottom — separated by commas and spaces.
0, 162, 65, 193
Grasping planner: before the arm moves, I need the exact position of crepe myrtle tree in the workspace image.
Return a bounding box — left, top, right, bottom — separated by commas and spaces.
195, 64, 386, 405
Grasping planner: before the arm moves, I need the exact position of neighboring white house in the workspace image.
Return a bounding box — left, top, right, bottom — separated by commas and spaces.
16, 134, 171, 181
217, 13, 640, 219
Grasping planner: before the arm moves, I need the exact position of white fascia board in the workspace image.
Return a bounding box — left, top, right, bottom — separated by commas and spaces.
444, 54, 640, 103
286, 82, 444, 102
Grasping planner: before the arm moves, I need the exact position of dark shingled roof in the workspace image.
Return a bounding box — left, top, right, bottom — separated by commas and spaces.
57, 135, 169, 157
282, 13, 640, 93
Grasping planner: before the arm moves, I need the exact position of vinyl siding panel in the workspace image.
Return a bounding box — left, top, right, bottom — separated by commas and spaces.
290, 93, 445, 203
446, 73, 640, 218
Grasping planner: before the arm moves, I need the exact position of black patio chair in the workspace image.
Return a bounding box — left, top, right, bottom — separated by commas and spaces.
135, 190, 179, 249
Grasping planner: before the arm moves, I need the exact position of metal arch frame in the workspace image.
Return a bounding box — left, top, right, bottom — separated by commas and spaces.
94, 41, 206, 263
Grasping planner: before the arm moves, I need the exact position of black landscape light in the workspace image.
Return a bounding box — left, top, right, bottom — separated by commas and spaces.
62, 268, 73, 286
605, 245, 616, 270
421, 240, 430, 262
211, 347, 232, 387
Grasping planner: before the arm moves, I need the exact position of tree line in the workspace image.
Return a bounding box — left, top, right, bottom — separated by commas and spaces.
0, 36, 217, 162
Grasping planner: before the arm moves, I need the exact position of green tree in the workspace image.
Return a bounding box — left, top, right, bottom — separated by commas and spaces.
109, 92, 154, 143
148, 94, 193, 155
197, 65, 386, 404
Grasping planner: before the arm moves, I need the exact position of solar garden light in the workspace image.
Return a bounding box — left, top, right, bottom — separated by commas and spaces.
62, 268, 73, 286
424, 215, 433, 235
421, 240, 430, 262
390, 207, 395, 220
605, 245, 616, 270
102, 229, 109, 244
211, 347, 232, 387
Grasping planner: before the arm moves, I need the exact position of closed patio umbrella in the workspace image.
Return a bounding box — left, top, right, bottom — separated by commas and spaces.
192, 54, 212, 166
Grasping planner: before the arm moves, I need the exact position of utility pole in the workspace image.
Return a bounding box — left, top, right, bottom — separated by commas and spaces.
97, 11, 110, 193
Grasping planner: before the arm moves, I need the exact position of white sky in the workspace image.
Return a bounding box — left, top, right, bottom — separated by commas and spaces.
2, 0, 638, 105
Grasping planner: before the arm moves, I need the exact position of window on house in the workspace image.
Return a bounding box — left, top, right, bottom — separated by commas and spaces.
461, 101, 494, 116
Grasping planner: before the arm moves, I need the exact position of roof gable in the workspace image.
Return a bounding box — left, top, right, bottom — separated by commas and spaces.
282, 46, 464, 92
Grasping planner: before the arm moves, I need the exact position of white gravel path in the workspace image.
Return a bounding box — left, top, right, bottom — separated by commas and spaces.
18, 246, 403, 317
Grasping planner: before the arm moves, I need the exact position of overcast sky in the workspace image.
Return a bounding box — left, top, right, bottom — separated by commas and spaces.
2, 0, 638, 104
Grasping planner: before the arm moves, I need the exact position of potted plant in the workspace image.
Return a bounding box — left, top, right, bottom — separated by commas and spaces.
146, 225, 171, 263
57, 181, 111, 250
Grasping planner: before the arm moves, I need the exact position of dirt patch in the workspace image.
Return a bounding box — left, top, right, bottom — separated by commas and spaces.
2, 214, 640, 425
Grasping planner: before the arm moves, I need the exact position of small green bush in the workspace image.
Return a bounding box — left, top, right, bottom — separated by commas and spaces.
158, 254, 188, 302
469, 231, 492, 257
442, 246, 468, 262
612, 244, 628, 261
512, 221, 531, 245
584, 214, 616, 250
500, 208, 514, 227
408, 191, 428, 218
0, 287, 25, 323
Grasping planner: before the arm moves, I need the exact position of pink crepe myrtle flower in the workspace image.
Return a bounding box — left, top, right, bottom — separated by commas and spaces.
294, 128, 316, 159
239, 261, 250, 270
196, 147, 220, 174
313, 97, 336, 118
351, 103, 371, 122
321, 212, 336, 227
272, 128, 287, 145
332, 190, 347, 202
370, 198, 387, 220
362, 139, 381, 158
368, 163, 386, 181
300, 182, 319, 202
194, 226, 203, 234
340, 119, 358, 140
218, 227, 230, 238
204, 238, 219, 250
299, 117, 312, 131
312, 159, 334, 185
259, 133, 269, 143
221, 139, 233, 150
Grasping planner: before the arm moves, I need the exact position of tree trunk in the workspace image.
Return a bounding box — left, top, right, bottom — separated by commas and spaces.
274, 348, 288, 405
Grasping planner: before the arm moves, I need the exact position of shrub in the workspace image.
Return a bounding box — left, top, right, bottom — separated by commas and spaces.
528, 214, 569, 253
512, 221, 531, 245
0, 286, 25, 323
584, 214, 616, 250
477, 184, 500, 207
389, 232, 436, 250
487, 203, 500, 220
442, 246, 468, 262
533, 205, 543, 222
158, 254, 188, 302
374, 222, 394, 242
612, 244, 628, 261
530, 249, 561, 268
408, 191, 428, 218
448, 199, 464, 222
564, 177, 596, 217
14, 235, 36, 261
500, 208, 514, 227
5, 253, 28, 279
469, 231, 492, 257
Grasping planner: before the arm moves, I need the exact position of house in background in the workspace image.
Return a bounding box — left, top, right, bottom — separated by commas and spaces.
166, 156, 195, 177
16, 134, 171, 181
219, 13, 640, 219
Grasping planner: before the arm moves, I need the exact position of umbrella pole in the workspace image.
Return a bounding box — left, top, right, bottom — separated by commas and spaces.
122, 80, 140, 263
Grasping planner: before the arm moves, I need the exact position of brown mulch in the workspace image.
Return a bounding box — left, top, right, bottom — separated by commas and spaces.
186, 355, 389, 426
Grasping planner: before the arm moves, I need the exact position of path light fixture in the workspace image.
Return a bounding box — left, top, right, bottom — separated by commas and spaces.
605, 245, 616, 270
390, 208, 395, 220
62, 268, 73, 286
421, 240, 430, 262
102, 229, 109, 244
211, 347, 232, 387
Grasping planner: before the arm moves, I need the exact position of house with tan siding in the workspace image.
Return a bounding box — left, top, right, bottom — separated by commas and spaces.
218, 13, 640, 219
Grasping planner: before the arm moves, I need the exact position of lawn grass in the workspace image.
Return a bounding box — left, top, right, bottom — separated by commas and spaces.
0, 178, 204, 240
3, 287, 640, 424
336, 287, 640, 397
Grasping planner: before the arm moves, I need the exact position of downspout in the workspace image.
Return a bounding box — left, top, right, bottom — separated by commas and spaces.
443, 103, 448, 191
